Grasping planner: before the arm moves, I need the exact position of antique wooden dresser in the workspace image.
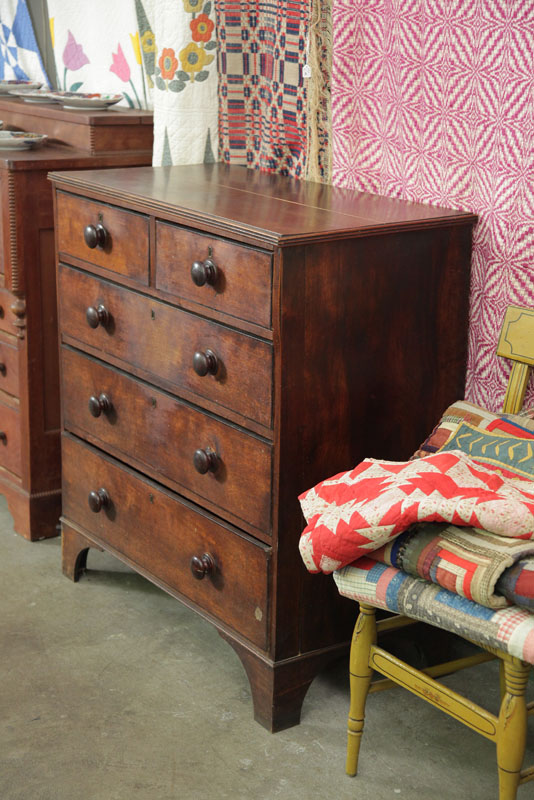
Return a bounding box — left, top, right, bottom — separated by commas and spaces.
50, 164, 476, 730
0, 99, 152, 540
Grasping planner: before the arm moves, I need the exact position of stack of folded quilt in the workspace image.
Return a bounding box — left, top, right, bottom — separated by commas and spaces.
298, 401, 534, 664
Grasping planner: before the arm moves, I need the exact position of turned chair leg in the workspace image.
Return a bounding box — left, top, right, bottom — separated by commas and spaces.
346, 603, 377, 776
496, 657, 530, 800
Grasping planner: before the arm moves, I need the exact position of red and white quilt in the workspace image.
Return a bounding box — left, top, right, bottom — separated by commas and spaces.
299, 451, 534, 574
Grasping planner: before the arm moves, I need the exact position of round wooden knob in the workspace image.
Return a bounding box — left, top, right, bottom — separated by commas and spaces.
84, 223, 109, 250
0, 431, 6, 444
86, 304, 110, 329
192, 349, 218, 377
88, 487, 110, 513
193, 448, 219, 474
0, 363, 5, 376
191, 258, 218, 287
190, 553, 216, 580
88, 393, 112, 418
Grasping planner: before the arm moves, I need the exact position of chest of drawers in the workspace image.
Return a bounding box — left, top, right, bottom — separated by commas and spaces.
0, 101, 152, 541
50, 164, 476, 730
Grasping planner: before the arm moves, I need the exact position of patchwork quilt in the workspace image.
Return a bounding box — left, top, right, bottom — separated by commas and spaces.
299, 411, 534, 661
299, 450, 534, 575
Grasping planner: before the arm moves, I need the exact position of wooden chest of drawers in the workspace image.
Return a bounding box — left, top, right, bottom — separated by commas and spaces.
0, 103, 152, 541
50, 164, 477, 730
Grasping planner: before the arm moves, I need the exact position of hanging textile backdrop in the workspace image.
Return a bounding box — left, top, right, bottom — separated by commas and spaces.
215, 0, 312, 178
46, 0, 218, 165
0, 0, 49, 85
331, 1, 534, 412
47, 0, 151, 109
142, 0, 218, 166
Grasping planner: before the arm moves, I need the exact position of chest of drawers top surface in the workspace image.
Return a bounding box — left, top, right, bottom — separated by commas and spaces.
49, 163, 476, 246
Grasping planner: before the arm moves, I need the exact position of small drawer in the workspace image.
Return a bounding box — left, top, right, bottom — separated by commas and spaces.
61, 348, 272, 534
62, 434, 270, 649
56, 192, 149, 285
58, 266, 273, 429
0, 400, 21, 476
0, 336, 19, 397
156, 222, 272, 328
0, 288, 17, 335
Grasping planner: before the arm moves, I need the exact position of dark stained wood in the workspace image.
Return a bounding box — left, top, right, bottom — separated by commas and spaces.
0, 95, 153, 155
60, 347, 272, 535
0, 103, 153, 541
58, 265, 273, 429
155, 221, 272, 327
52, 164, 476, 729
62, 434, 270, 649
48, 163, 477, 248
56, 192, 150, 284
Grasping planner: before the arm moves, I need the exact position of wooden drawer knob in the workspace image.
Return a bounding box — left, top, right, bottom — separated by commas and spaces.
88, 487, 110, 513
84, 223, 109, 250
190, 553, 215, 580
193, 448, 219, 474
192, 349, 218, 377
0, 431, 6, 444
86, 304, 110, 329
88, 393, 112, 418
191, 258, 218, 287
0, 363, 5, 376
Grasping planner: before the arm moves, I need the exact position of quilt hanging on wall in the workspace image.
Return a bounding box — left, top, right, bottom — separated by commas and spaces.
331, 1, 534, 412
0, 0, 49, 85
47, 0, 152, 109
141, 0, 218, 166
215, 0, 314, 178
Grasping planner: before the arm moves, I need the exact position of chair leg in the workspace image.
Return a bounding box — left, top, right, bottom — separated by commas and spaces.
496, 658, 530, 800
346, 603, 376, 776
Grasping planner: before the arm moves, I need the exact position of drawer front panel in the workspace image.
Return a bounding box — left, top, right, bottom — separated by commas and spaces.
56, 192, 149, 284
0, 401, 21, 475
59, 266, 273, 429
156, 222, 272, 328
61, 348, 272, 534
0, 288, 17, 335
62, 434, 270, 648
0, 336, 19, 397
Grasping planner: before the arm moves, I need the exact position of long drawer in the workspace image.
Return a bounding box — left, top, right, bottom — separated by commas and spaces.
0, 400, 21, 476
56, 192, 150, 285
62, 434, 270, 649
0, 336, 19, 398
61, 347, 272, 534
58, 265, 273, 429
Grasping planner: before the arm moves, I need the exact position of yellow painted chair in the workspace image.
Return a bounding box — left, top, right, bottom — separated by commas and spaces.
338, 305, 534, 799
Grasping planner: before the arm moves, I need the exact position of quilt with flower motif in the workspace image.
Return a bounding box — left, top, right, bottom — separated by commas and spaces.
47, 0, 151, 108
298, 451, 534, 575
142, 0, 218, 165
215, 0, 310, 176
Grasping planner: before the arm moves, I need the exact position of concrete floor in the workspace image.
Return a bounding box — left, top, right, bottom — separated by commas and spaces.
1, 494, 533, 800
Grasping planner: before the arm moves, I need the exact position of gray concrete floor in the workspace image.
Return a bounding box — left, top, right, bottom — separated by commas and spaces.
1, 495, 533, 800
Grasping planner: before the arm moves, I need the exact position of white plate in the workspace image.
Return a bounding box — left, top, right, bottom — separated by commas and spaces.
47, 91, 123, 110
0, 131, 48, 150
0, 80, 43, 94
9, 88, 57, 104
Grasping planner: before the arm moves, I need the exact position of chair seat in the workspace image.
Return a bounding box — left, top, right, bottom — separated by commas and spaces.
334, 558, 534, 665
